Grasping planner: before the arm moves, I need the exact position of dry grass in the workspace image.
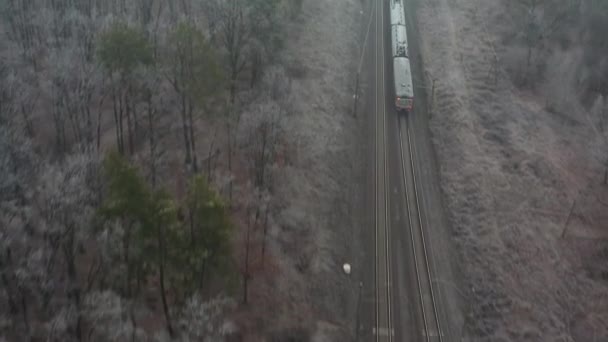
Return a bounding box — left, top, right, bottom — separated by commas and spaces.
418, 0, 608, 340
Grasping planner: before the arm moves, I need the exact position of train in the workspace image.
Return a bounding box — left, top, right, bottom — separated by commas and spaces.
390, 0, 414, 113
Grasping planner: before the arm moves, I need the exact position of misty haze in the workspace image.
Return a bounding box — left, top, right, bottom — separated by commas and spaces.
0, 0, 607, 341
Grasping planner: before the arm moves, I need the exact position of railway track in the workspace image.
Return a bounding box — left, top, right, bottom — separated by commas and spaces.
398, 115, 443, 341
374, 0, 392, 339
372, 0, 443, 340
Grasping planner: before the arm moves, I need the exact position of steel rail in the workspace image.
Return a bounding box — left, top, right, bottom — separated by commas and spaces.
398, 116, 443, 341
375, 0, 393, 339
381, 0, 393, 338
406, 116, 443, 342
373, 0, 380, 336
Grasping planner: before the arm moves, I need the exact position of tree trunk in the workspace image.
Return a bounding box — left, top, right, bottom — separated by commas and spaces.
180, 0, 191, 19
168, 0, 176, 23
52, 104, 65, 154
199, 258, 207, 291
96, 101, 103, 151
188, 207, 196, 247
206, 131, 217, 183
119, 92, 126, 154
227, 118, 233, 202
124, 221, 132, 297
65, 242, 83, 342
250, 50, 260, 89
157, 224, 174, 337
85, 104, 93, 148
258, 125, 268, 188
19, 288, 29, 340
242, 208, 254, 305
181, 94, 192, 166
125, 92, 134, 155
129, 304, 137, 342
159, 261, 173, 336
112, 86, 124, 154
68, 103, 82, 148
230, 75, 237, 105
526, 44, 532, 82
187, 102, 198, 172
0, 273, 18, 315
21, 104, 34, 137
242, 227, 250, 305
261, 205, 269, 268
147, 94, 157, 187
152, 1, 164, 60
604, 167, 607, 186
1, 248, 19, 318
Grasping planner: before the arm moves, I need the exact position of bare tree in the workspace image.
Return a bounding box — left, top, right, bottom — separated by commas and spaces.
98, 22, 153, 155
204, 0, 253, 201
242, 101, 283, 190
207, 0, 251, 104
510, 0, 580, 85
247, 0, 284, 88
239, 68, 290, 269
165, 21, 223, 173
1, 0, 45, 70
48, 43, 100, 154
2, 69, 36, 137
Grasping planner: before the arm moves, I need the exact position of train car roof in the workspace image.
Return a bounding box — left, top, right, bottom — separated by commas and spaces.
390, 3, 406, 26
394, 57, 414, 98
391, 24, 408, 57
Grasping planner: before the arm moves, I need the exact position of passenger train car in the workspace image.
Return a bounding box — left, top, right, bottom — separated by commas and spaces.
389, 0, 414, 112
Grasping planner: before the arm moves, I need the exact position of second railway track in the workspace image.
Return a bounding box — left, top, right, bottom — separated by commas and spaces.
398, 115, 443, 341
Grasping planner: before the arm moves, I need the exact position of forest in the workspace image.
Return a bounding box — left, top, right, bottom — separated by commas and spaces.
0, 0, 302, 340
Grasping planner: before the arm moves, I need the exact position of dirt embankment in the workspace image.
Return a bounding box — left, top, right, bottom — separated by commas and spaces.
416, 0, 608, 340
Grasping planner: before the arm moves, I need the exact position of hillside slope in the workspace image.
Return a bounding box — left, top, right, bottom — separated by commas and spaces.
417, 0, 608, 340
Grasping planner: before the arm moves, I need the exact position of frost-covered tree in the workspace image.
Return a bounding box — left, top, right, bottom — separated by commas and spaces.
1, 125, 101, 341
509, 0, 580, 85
36, 152, 99, 341
0, 126, 39, 340
83, 290, 142, 342
205, 0, 251, 104
0, 0, 296, 338
98, 22, 153, 155
48, 44, 100, 153
178, 295, 236, 341
247, 0, 284, 88
165, 21, 224, 172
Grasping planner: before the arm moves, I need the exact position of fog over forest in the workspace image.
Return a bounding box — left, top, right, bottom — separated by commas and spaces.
0, 0, 305, 340
2, 0, 608, 341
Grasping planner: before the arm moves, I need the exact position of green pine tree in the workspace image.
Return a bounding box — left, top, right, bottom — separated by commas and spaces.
184, 175, 233, 291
